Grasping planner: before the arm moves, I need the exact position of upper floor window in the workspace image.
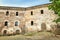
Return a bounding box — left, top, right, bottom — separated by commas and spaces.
5, 21, 8, 26
31, 21, 34, 26
6, 11, 9, 16
31, 11, 33, 15
15, 21, 18, 26
16, 12, 18, 16
41, 10, 43, 14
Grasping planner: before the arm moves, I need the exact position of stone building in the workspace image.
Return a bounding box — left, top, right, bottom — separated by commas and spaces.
0, 7, 25, 35
0, 3, 58, 35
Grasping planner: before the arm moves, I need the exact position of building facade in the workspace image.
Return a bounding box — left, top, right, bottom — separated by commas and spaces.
0, 4, 58, 35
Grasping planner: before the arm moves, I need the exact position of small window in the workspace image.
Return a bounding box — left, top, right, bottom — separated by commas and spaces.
31, 21, 33, 26
15, 21, 18, 26
16, 12, 18, 16
6, 11, 9, 16
31, 11, 33, 15
41, 10, 43, 14
5, 21, 8, 26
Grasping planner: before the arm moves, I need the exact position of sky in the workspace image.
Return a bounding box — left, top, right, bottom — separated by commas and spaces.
0, 0, 50, 7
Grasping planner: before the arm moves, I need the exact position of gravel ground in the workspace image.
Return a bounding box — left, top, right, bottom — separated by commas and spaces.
0, 32, 60, 40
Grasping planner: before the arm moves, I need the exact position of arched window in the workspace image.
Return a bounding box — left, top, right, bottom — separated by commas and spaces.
16, 12, 18, 16
6, 11, 9, 16
5, 21, 8, 26
15, 21, 18, 26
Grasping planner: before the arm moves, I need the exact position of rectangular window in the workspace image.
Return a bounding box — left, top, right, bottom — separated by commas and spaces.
31, 11, 33, 15
31, 21, 33, 25
16, 12, 18, 16
5, 21, 8, 26
6, 11, 9, 16
41, 10, 43, 14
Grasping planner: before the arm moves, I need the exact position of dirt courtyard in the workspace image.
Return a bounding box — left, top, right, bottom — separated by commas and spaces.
0, 32, 60, 40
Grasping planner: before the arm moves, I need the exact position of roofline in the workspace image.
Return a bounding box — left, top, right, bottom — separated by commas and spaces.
25, 3, 51, 10
0, 6, 25, 11
27, 3, 51, 8
0, 3, 51, 10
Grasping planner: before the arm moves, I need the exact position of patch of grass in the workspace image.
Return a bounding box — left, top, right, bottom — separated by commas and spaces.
0, 32, 60, 40
24, 32, 37, 36
0, 33, 2, 36
24, 31, 53, 36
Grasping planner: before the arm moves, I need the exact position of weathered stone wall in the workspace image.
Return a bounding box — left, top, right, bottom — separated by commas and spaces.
25, 7, 58, 32
0, 9, 25, 35
0, 4, 59, 35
